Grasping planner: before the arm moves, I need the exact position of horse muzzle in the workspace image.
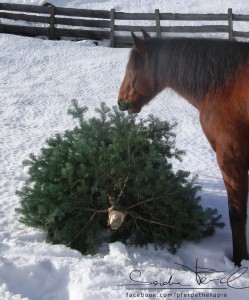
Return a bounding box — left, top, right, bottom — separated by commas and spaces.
118, 99, 141, 114
118, 99, 130, 111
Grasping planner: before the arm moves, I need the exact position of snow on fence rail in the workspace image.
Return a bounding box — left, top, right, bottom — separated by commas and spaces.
0, 2, 249, 47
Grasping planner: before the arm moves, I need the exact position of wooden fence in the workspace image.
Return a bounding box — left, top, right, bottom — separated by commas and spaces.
0, 2, 249, 47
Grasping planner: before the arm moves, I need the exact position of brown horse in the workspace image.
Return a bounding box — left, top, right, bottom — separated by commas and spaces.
118, 30, 249, 266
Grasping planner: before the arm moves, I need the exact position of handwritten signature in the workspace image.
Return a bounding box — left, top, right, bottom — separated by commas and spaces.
120, 259, 249, 290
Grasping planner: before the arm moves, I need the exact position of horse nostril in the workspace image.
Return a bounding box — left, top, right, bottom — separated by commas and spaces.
118, 99, 130, 111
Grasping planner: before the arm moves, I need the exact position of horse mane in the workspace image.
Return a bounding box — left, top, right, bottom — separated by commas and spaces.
131, 37, 249, 101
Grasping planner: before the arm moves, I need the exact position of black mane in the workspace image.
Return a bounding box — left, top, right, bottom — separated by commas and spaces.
133, 37, 249, 101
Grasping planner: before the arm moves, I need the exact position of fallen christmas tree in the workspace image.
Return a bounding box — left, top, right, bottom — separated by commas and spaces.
16, 100, 224, 255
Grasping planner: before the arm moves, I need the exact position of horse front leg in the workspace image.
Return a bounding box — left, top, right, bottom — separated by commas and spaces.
216, 151, 249, 266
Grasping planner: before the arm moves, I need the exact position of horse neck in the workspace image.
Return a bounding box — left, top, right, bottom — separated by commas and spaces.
152, 69, 202, 110
153, 61, 203, 110
170, 86, 202, 110
148, 40, 208, 111
149, 37, 249, 111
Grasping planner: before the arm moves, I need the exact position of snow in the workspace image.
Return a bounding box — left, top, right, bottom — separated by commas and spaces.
1, 0, 249, 299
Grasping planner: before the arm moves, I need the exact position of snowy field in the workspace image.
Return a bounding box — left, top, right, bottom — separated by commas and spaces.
1, 0, 249, 299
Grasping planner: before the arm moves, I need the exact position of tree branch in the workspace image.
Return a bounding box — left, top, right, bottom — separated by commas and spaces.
67, 212, 97, 246
127, 211, 176, 229
125, 190, 180, 210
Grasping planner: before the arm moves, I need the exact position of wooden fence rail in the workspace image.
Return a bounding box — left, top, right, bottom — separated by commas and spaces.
0, 3, 249, 47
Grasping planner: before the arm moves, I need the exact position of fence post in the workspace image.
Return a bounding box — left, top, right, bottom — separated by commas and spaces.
155, 9, 161, 38
228, 8, 234, 41
48, 4, 55, 40
110, 8, 115, 47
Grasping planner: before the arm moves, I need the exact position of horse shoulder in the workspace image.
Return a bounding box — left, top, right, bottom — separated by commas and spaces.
199, 64, 249, 161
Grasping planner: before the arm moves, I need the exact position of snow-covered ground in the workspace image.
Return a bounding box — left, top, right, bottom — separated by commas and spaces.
1, 0, 249, 299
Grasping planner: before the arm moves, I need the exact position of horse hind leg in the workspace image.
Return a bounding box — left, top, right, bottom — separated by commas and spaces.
216, 150, 249, 266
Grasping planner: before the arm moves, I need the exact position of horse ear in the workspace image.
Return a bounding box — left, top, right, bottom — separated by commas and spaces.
131, 32, 146, 57
141, 29, 151, 40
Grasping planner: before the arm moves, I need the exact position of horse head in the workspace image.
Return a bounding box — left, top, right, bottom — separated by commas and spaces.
118, 30, 156, 113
